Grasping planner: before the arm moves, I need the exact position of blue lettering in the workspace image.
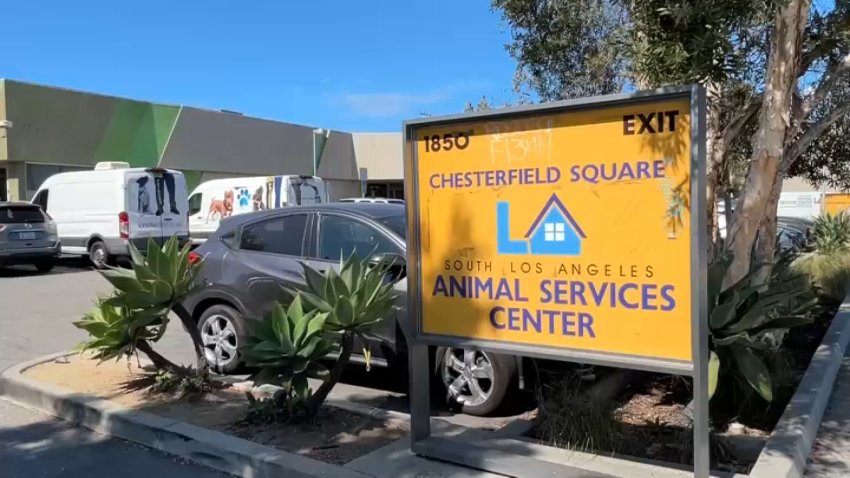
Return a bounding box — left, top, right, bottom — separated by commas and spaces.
522, 168, 533, 184
588, 282, 608, 306
619, 283, 639, 309
523, 309, 542, 333
600, 164, 616, 181
570, 165, 581, 182
448, 276, 467, 297
553, 280, 569, 305
641, 285, 658, 310
582, 165, 600, 184
489, 307, 505, 329
508, 308, 521, 330
495, 169, 506, 186
485, 170, 495, 186
430, 174, 440, 189
463, 172, 473, 187
620, 162, 636, 180
432, 276, 448, 296
474, 277, 493, 299
578, 313, 595, 337
561, 311, 577, 336
636, 161, 650, 179
547, 167, 561, 183
495, 279, 513, 300
654, 160, 666, 178
570, 281, 587, 306
660, 285, 676, 311
539, 280, 553, 303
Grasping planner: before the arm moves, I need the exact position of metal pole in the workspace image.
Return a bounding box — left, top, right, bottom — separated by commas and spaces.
409, 342, 431, 446
312, 131, 317, 176
691, 84, 710, 478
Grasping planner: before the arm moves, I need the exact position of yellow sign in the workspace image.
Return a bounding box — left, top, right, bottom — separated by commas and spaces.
409, 98, 694, 362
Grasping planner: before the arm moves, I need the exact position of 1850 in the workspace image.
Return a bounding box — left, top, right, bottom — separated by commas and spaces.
423, 131, 472, 152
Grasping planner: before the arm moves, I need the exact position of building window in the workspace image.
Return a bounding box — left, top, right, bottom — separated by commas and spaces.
544, 222, 565, 242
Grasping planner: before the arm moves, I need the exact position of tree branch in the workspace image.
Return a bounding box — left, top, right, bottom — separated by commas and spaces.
783, 100, 850, 171
800, 52, 850, 121
722, 97, 761, 146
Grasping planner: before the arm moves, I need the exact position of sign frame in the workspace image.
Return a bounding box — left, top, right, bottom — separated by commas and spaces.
403, 85, 708, 477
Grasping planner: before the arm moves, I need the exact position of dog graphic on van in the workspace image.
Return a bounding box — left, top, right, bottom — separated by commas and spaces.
207, 190, 234, 223
135, 176, 152, 214
252, 186, 265, 211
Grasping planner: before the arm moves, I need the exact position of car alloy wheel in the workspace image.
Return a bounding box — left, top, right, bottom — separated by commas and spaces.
441, 348, 495, 408
200, 313, 239, 368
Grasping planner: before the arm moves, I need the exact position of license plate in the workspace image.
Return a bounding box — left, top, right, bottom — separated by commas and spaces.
18, 232, 36, 240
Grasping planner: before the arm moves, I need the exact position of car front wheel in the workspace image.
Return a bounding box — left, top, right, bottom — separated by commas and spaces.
438, 347, 517, 416
197, 304, 245, 374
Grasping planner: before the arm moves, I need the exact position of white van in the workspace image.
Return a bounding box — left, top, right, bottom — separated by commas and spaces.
31, 162, 189, 268
187, 175, 329, 243
778, 192, 824, 220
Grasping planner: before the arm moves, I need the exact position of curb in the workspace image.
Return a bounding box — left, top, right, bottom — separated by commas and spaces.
748, 294, 850, 478
0, 351, 372, 478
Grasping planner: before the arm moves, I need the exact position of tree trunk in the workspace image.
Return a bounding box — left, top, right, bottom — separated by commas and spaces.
172, 303, 210, 381
305, 332, 354, 417
755, 184, 783, 273
706, 83, 726, 260
724, 0, 810, 284
136, 341, 189, 376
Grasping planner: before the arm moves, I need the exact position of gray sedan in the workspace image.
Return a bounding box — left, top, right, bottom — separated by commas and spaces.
181, 202, 522, 416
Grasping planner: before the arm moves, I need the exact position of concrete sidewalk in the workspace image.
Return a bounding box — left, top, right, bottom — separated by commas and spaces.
804, 353, 850, 477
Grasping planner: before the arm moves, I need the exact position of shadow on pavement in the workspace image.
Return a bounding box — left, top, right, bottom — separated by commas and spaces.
0, 257, 92, 279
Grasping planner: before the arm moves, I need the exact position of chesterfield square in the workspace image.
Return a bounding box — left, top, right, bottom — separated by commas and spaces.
404, 88, 706, 367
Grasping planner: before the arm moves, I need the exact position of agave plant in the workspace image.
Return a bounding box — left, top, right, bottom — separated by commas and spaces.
73, 236, 205, 378
812, 212, 850, 255
708, 253, 817, 402
295, 252, 398, 415
241, 296, 334, 416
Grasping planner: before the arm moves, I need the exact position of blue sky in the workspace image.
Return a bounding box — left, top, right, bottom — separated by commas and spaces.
1, 0, 518, 132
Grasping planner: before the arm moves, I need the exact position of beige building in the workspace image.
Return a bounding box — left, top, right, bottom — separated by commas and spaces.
0, 79, 404, 201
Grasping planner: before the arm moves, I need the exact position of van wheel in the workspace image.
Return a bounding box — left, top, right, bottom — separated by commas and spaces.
88, 241, 110, 269
436, 347, 517, 416
35, 261, 55, 273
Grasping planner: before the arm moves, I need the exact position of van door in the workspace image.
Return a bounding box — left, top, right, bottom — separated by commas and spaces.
125, 169, 188, 250
285, 176, 326, 205
125, 170, 161, 250
156, 170, 188, 244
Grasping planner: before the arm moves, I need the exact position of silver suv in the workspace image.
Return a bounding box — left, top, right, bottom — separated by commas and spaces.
0, 202, 60, 273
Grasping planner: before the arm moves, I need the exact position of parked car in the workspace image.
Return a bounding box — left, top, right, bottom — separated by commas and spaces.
182, 202, 521, 416
339, 197, 404, 204
188, 175, 329, 245
31, 162, 189, 269
0, 202, 60, 272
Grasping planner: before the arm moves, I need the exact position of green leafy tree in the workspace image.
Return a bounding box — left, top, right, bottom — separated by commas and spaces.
492, 0, 850, 280
74, 237, 209, 380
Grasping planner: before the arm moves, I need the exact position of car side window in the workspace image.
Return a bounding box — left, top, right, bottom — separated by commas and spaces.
188, 193, 202, 216
240, 214, 307, 256
33, 189, 49, 211
317, 215, 399, 261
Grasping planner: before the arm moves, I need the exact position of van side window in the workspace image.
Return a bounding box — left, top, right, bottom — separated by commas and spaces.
32, 190, 49, 211
240, 214, 308, 256
188, 193, 202, 216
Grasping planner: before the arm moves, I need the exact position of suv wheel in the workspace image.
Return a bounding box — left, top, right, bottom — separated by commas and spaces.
35, 260, 54, 273
438, 347, 517, 416
198, 304, 245, 374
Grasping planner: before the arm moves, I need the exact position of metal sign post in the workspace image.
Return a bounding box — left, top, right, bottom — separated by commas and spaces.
403, 86, 708, 477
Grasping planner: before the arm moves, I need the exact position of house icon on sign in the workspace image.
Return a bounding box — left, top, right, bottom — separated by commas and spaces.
497, 194, 586, 256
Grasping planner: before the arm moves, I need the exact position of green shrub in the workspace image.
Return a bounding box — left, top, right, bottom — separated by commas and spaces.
792, 252, 850, 302
240, 296, 334, 418
295, 252, 397, 416
708, 253, 817, 403
73, 237, 207, 379
812, 212, 850, 255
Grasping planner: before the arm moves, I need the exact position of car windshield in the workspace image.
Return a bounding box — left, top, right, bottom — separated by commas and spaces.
0, 206, 45, 223
379, 214, 406, 239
